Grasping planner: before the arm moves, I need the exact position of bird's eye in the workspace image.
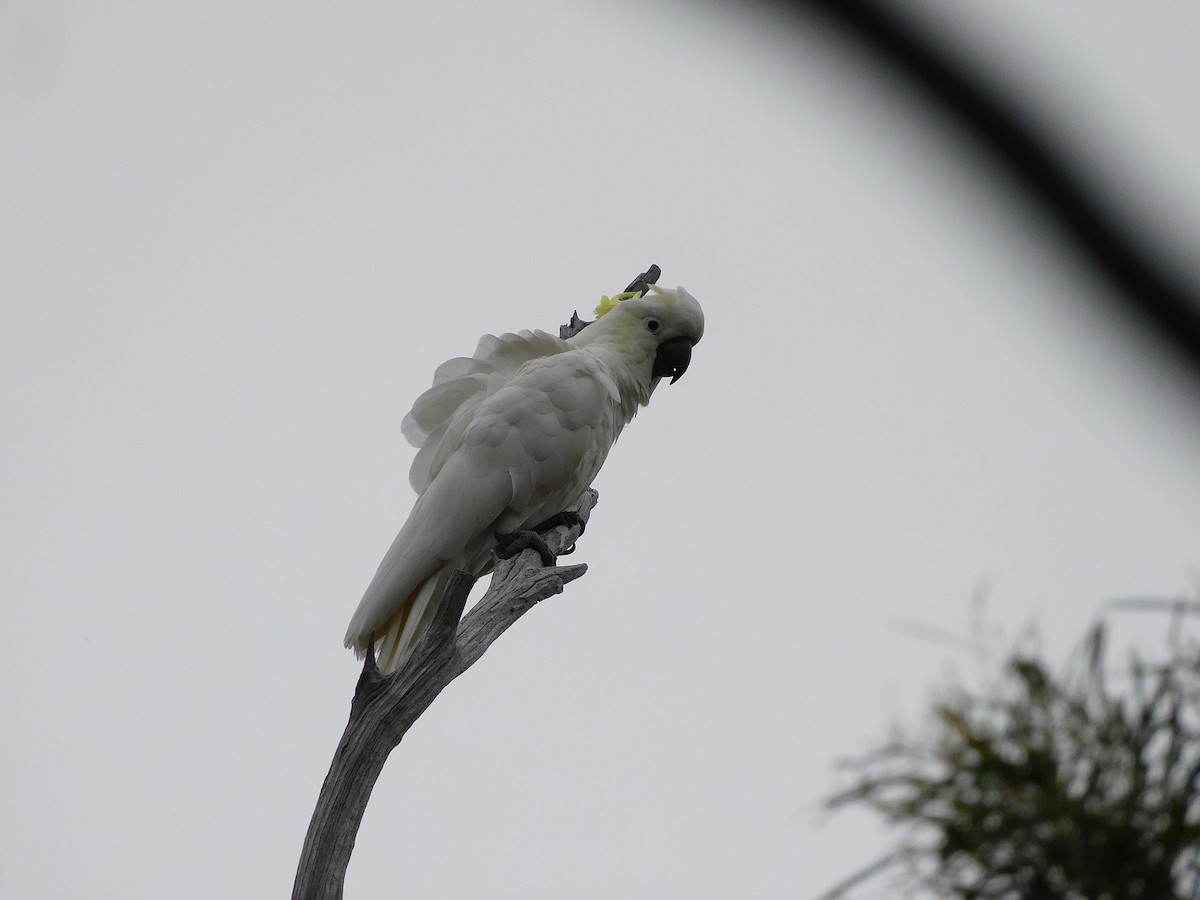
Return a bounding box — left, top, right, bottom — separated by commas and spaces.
647, 319, 660, 332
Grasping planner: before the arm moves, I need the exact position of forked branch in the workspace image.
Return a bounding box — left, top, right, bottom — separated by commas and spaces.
292, 489, 597, 900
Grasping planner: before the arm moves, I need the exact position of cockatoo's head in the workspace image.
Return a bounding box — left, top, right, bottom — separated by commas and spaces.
577, 284, 704, 385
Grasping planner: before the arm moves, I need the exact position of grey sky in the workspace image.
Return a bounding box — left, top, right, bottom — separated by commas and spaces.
3, 2, 1199, 897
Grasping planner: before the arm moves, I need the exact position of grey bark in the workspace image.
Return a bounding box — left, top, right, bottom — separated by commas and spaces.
292, 489, 596, 900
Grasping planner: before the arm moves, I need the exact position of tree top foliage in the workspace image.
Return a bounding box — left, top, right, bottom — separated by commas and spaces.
829, 605, 1200, 899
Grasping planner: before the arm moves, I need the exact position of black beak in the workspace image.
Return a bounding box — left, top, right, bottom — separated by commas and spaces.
653, 337, 693, 384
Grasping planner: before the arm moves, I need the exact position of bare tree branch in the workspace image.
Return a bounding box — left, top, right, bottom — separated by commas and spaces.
292, 489, 597, 900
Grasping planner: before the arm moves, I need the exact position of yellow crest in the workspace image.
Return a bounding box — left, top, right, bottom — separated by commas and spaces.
593, 290, 641, 319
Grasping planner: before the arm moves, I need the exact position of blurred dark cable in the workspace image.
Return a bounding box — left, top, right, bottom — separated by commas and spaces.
772, 0, 1200, 389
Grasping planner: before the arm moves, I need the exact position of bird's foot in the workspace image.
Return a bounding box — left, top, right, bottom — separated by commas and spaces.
532, 510, 587, 536
531, 510, 587, 555
494, 529, 558, 567
496, 511, 587, 564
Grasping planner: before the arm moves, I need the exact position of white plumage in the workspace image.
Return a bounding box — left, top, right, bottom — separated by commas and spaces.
345, 284, 704, 672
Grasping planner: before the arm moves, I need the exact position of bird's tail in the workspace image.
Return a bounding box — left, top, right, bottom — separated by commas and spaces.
365, 564, 459, 674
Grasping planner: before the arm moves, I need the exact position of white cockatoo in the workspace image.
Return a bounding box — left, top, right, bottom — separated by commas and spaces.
345, 274, 705, 672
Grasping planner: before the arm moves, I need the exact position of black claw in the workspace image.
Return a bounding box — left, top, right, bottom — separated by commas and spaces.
533, 510, 587, 537
495, 529, 557, 567
497, 511, 586, 566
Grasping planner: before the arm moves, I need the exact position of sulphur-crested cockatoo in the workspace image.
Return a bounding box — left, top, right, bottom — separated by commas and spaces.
345, 278, 704, 672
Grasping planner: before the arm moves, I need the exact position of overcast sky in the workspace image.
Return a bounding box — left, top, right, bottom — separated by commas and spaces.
3, 2, 1200, 897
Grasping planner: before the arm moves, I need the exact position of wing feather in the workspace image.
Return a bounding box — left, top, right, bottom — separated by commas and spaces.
401, 330, 573, 492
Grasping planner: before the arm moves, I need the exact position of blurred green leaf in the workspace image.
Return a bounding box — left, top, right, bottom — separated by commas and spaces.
827, 614, 1200, 898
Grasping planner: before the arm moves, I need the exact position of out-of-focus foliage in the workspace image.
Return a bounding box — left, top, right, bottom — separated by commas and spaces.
829, 609, 1200, 899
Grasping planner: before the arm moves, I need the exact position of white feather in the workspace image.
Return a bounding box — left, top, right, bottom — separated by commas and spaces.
345, 286, 704, 671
